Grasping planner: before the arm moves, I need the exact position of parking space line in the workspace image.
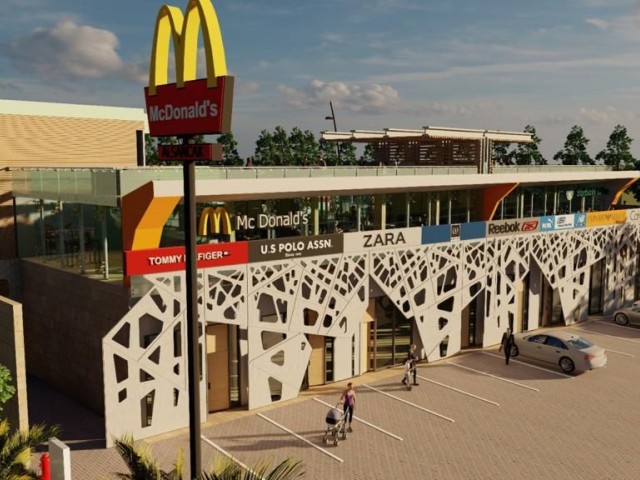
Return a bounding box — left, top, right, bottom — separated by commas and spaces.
312, 397, 404, 441
256, 413, 344, 463
201, 435, 265, 479
480, 352, 574, 379
568, 327, 640, 343
446, 361, 540, 391
416, 374, 500, 406
362, 384, 455, 423
595, 320, 640, 331
605, 348, 635, 358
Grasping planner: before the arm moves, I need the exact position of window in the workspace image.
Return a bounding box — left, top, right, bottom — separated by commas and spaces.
545, 336, 567, 349
528, 335, 547, 344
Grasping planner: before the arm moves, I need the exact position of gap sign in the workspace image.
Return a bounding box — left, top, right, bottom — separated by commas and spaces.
158, 143, 222, 162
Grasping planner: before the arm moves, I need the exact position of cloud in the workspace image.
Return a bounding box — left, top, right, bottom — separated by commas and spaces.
578, 106, 636, 125
278, 79, 400, 114
0, 20, 155, 85
0, 80, 22, 93
239, 80, 260, 94
0, 20, 123, 79
585, 18, 610, 30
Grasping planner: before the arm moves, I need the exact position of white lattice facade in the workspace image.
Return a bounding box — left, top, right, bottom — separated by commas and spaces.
103, 222, 640, 444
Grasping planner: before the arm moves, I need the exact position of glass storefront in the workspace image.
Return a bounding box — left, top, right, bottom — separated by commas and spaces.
14, 197, 121, 277
498, 185, 609, 219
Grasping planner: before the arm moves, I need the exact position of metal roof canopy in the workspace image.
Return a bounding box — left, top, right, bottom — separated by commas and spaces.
321, 126, 533, 143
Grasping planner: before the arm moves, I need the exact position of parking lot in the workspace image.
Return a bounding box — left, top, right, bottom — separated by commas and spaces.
69, 317, 640, 479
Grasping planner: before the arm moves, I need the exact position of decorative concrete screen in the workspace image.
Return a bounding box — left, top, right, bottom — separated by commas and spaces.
104, 222, 638, 443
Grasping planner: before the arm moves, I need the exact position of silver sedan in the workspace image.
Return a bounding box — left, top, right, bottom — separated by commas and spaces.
510, 330, 607, 374
613, 301, 640, 326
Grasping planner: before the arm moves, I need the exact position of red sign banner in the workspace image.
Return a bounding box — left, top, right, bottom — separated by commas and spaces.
125, 241, 248, 276
144, 76, 234, 137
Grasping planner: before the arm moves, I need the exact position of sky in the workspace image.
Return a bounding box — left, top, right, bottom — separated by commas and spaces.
1, 0, 640, 161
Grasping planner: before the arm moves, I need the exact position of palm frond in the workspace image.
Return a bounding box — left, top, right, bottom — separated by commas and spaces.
113, 435, 161, 480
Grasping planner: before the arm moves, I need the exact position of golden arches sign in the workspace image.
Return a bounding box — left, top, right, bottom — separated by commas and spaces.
148, 0, 227, 95
198, 206, 233, 235
145, 0, 234, 136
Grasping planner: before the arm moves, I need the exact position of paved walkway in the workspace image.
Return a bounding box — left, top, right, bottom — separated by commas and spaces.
28, 319, 640, 479
28, 358, 407, 479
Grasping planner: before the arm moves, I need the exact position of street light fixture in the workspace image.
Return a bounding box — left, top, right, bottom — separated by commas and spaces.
325, 101, 341, 163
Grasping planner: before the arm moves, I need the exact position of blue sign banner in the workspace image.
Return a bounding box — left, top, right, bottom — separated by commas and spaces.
540, 216, 555, 231
460, 221, 486, 241
422, 224, 451, 244
574, 212, 586, 228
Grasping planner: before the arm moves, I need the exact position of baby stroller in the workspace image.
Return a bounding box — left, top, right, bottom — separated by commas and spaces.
322, 404, 347, 446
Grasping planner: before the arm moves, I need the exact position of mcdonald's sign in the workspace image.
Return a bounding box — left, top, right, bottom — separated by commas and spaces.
198, 206, 233, 235
144, 0, 234, 136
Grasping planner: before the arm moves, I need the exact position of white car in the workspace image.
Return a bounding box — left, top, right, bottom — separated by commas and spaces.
613, 301, 640, 326
510, 330, 607, 374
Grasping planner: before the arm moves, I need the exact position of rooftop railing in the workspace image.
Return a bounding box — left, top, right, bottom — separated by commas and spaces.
9, 163, 618, 204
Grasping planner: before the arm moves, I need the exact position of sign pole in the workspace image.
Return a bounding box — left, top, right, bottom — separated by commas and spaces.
182, 136, 201, 478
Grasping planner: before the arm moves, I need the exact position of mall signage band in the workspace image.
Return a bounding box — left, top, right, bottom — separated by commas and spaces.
145, 0, 234, 137
198, 207, 310, 235
124, 242, 248, 276
248, 234, 343, 263
486, 218, 540, 237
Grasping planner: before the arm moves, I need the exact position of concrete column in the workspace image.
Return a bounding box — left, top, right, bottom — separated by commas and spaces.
79, 205, 85, 274
528, 262, 542, 331
102, 210, 109, 280
49, 437, 72, 480
312, 198, 320, 235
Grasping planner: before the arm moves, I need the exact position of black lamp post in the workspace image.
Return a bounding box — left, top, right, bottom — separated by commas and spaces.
325, 101, 341, 163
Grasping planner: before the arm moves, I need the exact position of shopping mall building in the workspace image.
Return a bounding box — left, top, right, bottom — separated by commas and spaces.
1, 99, 639, 444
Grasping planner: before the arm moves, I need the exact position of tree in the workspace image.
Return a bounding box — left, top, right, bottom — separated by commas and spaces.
114, 435, 304, 480
0, 365, 15, 415
114, 435, 183, 480
0, 419, 60, 480
513, 125, 546, 165
595, 125, 636, 171
553, 126, 594, 165
288, 127, 320, 166
359, 143, 378, 165
336, 142, 357, 166
492, 142, 513, 166
216, 133, 243, 166
254, 128, 290, 166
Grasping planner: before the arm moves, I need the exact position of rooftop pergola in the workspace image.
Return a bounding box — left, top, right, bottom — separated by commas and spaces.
321, 126, 533, 172
321, 126, 533, 143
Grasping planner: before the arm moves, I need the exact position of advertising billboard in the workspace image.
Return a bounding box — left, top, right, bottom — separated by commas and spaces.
421, 225, 451, 244
626, 208, 640, 223
124, 242, 248, 276
554, 214, 575, 230
248, 234, 343, 263
486, 218, 540, 237
343, 227, 422, 253
586, 210, 627, 227
145, 0, 234, 136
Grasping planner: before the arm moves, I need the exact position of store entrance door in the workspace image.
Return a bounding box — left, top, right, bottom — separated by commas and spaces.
306, 335, 325, 387
206, 324, 230, 412
371, 296, 412, 370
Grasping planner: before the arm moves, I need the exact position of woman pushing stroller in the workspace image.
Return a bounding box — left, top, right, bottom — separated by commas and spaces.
340, 382, 356, 432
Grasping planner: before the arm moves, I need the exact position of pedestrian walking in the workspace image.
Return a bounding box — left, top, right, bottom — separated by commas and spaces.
340, 382, 356, 432
499, 327, 515, 365
409, 344, 419, 386
401, 356, 414, 390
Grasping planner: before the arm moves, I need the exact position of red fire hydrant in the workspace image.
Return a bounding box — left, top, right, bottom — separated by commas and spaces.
40, 453, 51, 480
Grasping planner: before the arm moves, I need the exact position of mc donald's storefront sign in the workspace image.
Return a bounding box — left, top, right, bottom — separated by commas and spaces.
145, 0, 234, 136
